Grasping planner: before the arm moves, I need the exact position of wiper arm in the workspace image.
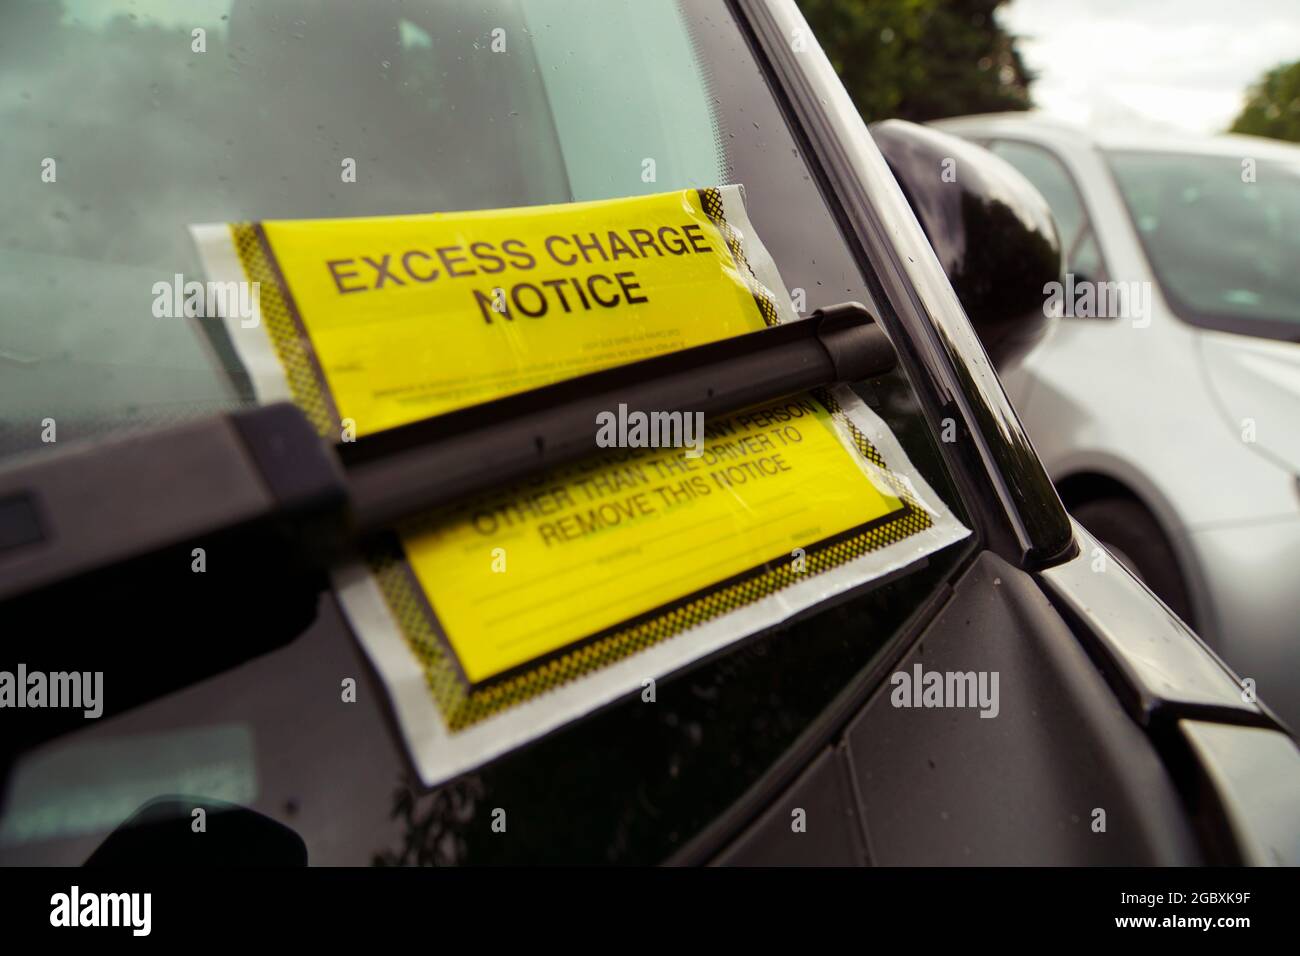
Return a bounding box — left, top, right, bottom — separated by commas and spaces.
0, 303, 891, 604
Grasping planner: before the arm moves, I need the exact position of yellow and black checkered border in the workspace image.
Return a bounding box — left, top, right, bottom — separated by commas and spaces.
697, 187, 782, 329
229, 222, 338, 436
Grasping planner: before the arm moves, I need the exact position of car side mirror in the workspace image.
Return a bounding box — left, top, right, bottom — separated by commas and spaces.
870, 120, 1062, 369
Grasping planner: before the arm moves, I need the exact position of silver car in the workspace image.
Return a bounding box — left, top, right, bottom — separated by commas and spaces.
935, 113, 1300, 731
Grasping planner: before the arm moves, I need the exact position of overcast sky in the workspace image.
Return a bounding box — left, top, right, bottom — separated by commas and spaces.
999, 0, 1300, 134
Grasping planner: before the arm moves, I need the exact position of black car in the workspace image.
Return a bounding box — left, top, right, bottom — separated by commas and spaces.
0, 0, 1296, 871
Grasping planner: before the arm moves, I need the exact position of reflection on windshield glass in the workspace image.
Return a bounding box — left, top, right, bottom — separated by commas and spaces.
1107, 150, 1300, 336
0, 0, 723, 454
0, 724, 255, 849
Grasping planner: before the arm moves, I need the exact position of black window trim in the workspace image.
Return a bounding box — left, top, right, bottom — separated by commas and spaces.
731, 0, 1076, 572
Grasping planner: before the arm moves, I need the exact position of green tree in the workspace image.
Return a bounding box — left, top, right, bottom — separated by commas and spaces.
796, 0, 1032, 123
1230, 60, 1300, 143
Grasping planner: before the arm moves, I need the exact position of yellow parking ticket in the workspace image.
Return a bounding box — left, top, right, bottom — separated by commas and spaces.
200, 187, 782, 439
191, 186, 971, 786
405, 396, 905, 683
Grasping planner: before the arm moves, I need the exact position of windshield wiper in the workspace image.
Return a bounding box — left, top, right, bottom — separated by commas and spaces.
0, 302, 891, 605
0, 303, 893, 774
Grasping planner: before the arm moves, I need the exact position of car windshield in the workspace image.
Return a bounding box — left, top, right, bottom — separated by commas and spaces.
0, 0, 976, 864
1, 0, 870, 457
1106, 149, 1300, 340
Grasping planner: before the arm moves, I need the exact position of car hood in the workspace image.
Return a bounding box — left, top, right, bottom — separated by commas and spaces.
1199, 330, 1300, 474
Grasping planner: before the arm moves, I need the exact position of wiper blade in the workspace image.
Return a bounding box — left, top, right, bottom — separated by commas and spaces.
0, 303, 891, 604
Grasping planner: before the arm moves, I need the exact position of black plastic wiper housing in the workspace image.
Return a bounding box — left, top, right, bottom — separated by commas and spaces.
0, 303, 891, 604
